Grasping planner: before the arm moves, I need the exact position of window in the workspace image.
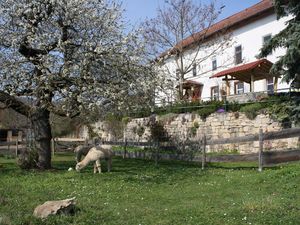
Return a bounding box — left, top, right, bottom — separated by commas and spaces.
266, 77, 274, 93
212, 59, 217, 71
263, 34, 272, 54
263, 34, 272, 44
192, 64, 197, 77
211, 86, 219, 100
235, 45, 242, 65
234, 82, 244, 95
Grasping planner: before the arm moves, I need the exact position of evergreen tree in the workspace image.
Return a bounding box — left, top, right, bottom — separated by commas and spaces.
259, 0, 300, 87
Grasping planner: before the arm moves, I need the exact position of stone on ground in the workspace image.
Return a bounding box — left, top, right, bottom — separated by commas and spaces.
33, 197, 76, 219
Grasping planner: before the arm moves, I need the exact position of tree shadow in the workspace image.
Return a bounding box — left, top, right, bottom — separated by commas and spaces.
206, 162, 282, 171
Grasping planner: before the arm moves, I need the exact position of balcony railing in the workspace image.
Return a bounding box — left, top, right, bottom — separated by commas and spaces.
155, 87, 300, 105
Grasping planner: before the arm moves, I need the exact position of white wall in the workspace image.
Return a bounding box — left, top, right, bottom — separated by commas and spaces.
158, 12, 291, 102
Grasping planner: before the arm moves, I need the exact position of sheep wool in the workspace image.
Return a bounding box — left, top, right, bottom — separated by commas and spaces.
75, 145, 114, 173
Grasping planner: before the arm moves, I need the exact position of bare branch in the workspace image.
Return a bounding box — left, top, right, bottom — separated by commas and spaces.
0, 91, 32, 117
142, 0, 231, 100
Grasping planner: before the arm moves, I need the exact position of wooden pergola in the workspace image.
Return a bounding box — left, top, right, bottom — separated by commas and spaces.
210, 59, 279, 95
177, 80, 203, 101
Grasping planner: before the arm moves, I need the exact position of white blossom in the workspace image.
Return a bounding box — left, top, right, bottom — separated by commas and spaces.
0, 0, 162, 117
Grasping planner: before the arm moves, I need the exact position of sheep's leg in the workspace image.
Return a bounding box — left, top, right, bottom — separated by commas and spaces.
93, 163, 97, 174
76, 152, 82, 164
96, 159, 101, 173
107, 158, 112, 172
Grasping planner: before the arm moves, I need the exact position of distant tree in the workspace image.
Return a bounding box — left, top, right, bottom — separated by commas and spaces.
0, 0, 159, 169
142, 0, 230, 100
50, 114, 80, 138
259, 0, 300, 87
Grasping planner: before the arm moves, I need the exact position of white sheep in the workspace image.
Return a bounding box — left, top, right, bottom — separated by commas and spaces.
75, 145, 114, 173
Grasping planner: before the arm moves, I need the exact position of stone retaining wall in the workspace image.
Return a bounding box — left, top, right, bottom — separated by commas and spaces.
93, 112, 299, 154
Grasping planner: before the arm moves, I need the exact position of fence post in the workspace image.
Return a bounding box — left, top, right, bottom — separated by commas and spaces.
155, 141, 159, 166
15, 140, 18, 157
123, 139, 127, 159
51, 139, 55, 157
202, 135, 207, 170
258, 128, 264, 172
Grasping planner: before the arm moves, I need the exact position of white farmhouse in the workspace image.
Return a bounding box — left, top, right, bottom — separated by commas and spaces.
158, 0, 293, 103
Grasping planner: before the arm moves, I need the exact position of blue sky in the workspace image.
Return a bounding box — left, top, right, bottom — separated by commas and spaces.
123, 0, 262, 27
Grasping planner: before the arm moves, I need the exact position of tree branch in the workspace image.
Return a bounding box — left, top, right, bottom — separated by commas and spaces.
0, 91, 32, 117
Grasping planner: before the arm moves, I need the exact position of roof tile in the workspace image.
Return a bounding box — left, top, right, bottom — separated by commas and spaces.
161, 0, 274, 58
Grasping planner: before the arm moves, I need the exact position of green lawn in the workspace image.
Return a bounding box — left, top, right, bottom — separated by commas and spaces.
0, 153, 299, 225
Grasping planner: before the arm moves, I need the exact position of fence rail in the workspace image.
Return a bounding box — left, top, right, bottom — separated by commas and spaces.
1, 127, 299, 171
102, 127, 300, 147
205, 127, 300, 145
102, 127, 300, 171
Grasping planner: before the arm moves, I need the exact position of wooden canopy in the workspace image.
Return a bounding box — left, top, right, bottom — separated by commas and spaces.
210, 59, 278, 83
210, 59, 279, 93
176, 80, 203, 101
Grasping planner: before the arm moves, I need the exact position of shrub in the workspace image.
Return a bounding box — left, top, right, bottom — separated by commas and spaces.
190, 127, 198, 137
132, 126, 137, 134
266, 100, 298, 128
136, 125, 145, 137
193, 121, 199, 129
197, 106, 217, 120
190, 121, 200, 137
104, 113, 124, 140
130, 106, 152, 118
290, 97, 300, 126
149, 120, 169, 142
122, 116, 131, 125
227, 101, 242, 112
158, 113, 177, 124
194, 100, 225, 120
240, 103, 265, 120
87, 124, 98, 138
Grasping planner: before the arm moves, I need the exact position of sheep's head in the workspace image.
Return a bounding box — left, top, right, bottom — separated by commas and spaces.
75, 162, 83, 171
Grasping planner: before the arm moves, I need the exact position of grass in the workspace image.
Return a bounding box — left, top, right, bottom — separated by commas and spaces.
0, 153, 299, 225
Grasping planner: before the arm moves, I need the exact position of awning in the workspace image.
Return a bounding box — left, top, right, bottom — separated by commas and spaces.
210, 59, 277, 83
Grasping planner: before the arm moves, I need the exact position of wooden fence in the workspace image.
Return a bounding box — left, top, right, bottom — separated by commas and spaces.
0, 140, 24, 156
1, 127, 299, 172
101, 127, 300, 171
203, 127, 300, 171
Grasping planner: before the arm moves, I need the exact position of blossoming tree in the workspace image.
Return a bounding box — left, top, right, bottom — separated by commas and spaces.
0, 0, 158, 169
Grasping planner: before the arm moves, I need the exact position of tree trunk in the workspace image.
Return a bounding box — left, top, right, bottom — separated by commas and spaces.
31, 109, 52, 169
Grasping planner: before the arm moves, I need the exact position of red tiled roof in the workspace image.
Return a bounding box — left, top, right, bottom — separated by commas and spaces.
176, 80, 203, 88
183, 80, 203, 86
209, 59, 277, 83
210, 59, 272, 78
160, 0, 274, 58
